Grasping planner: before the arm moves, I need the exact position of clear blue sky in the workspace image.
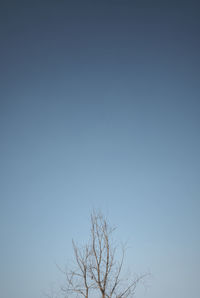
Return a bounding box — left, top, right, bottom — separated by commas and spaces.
0, 1, 200, 298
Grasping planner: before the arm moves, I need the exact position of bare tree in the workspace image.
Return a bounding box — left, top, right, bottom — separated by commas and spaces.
57, 211, 147, 298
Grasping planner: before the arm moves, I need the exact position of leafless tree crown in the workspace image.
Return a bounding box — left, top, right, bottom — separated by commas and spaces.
59, 211, 146, 298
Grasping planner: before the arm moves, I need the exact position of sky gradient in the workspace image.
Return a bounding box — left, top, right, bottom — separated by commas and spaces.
1, 1, 200, 298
